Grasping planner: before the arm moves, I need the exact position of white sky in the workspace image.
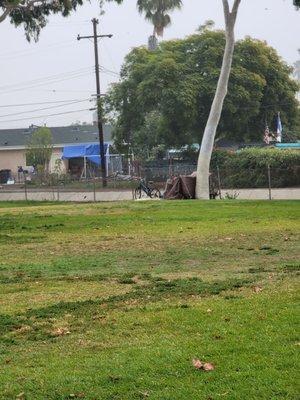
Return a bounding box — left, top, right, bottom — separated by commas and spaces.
0, 0, 299, 129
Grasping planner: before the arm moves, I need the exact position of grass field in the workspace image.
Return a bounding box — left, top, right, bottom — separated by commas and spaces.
0, 200, 299, 400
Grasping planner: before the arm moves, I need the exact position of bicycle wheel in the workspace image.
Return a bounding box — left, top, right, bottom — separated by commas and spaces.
150, 188, 161, 199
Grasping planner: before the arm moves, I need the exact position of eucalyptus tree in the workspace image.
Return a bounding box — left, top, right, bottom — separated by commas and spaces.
195, 0, 241, 198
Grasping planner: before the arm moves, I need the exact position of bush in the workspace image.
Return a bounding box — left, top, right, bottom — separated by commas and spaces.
211, 148, 300, 188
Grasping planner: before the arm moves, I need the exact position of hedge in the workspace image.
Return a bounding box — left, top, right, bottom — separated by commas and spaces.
211, 148, 300, 188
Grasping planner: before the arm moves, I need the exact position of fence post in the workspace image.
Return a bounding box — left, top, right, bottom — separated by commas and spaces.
51, 176, 55, 201
93, 177, 96, 202
216, 165, 222, 199
267, 164, 272, 200
57, 181, 60, 202
24, 173, 28, 201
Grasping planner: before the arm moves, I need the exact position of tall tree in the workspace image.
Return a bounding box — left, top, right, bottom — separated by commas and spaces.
137, 0, 182, 37
195, 0, 241, 199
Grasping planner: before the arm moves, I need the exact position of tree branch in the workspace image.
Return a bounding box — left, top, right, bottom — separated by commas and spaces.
231, 0, 242, 24
222, 0, 230, 26
222, 0, 242, 32
0, 6, 11, 23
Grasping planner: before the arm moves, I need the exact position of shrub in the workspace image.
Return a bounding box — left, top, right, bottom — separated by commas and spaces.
211, 148, 300, 188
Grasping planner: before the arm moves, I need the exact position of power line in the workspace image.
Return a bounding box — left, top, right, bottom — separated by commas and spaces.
0, 99, 90, 108
100, 66, 120, 77
0, 99, 92, 118
0, 66, 119, 95
0, 72, 94, 95
0, 40, 76, 60
16, 88, 96, 94
0, 107, 95, 123
0, 66, 93, 91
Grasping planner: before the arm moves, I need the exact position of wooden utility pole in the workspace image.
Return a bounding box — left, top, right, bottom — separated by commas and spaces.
77, 18, 112, 187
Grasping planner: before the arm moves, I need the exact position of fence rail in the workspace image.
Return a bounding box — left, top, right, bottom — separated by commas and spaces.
0, 164, 299, 201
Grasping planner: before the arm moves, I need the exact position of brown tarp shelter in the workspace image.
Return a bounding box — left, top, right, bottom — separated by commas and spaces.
164, 176, 196, 200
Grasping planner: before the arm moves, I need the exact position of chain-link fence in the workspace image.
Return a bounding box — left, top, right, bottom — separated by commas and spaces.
210, 165, 300, 200
0, 163, 299, 201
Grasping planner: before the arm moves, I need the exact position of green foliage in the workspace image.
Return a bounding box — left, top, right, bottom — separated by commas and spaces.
26, 127, 53, 169
1, 0, 84, 41
0, 0, 123, 40
106, 30, 299, 158
211, 148, 300, 188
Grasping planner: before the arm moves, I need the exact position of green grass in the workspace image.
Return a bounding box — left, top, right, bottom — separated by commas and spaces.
0, 200, 299, 399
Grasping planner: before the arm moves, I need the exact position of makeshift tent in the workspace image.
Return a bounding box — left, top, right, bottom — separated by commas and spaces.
164, 176, 196, 200
62, 143, 109, 165
164, 175, 220, 200
62, 143, 110, 178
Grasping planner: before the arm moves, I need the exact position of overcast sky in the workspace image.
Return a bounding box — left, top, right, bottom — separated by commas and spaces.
0, 0, 299, 129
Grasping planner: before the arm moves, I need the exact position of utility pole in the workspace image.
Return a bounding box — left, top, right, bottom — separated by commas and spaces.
77, 18, 112, 187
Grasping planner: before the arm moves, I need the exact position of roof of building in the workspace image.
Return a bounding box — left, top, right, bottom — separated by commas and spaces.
0, 124, 112, 149
275, 142, 300, 149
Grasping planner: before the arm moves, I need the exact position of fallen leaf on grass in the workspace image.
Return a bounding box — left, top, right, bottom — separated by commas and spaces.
203, 362, 215, 371
193, 359, 215, 371
192, 359, 203, 369
16, 393, 25, 400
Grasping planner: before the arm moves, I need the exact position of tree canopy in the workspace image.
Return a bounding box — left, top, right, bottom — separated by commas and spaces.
106, 30, 299, 158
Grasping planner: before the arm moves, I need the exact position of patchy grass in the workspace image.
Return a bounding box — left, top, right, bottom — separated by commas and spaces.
0, 200, 299, 399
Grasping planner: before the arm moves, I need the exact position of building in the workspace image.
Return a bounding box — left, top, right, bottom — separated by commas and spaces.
0, 124, 113, 179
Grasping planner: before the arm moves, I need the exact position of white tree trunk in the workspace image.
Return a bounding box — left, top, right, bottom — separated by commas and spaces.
0, 8, 10, 23
195, 0, 241, 199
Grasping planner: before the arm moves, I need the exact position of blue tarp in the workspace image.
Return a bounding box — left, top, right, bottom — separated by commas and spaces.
62, 143, 109, 166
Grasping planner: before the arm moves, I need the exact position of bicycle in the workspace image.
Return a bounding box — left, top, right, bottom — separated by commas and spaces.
134, 179, 161, 199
